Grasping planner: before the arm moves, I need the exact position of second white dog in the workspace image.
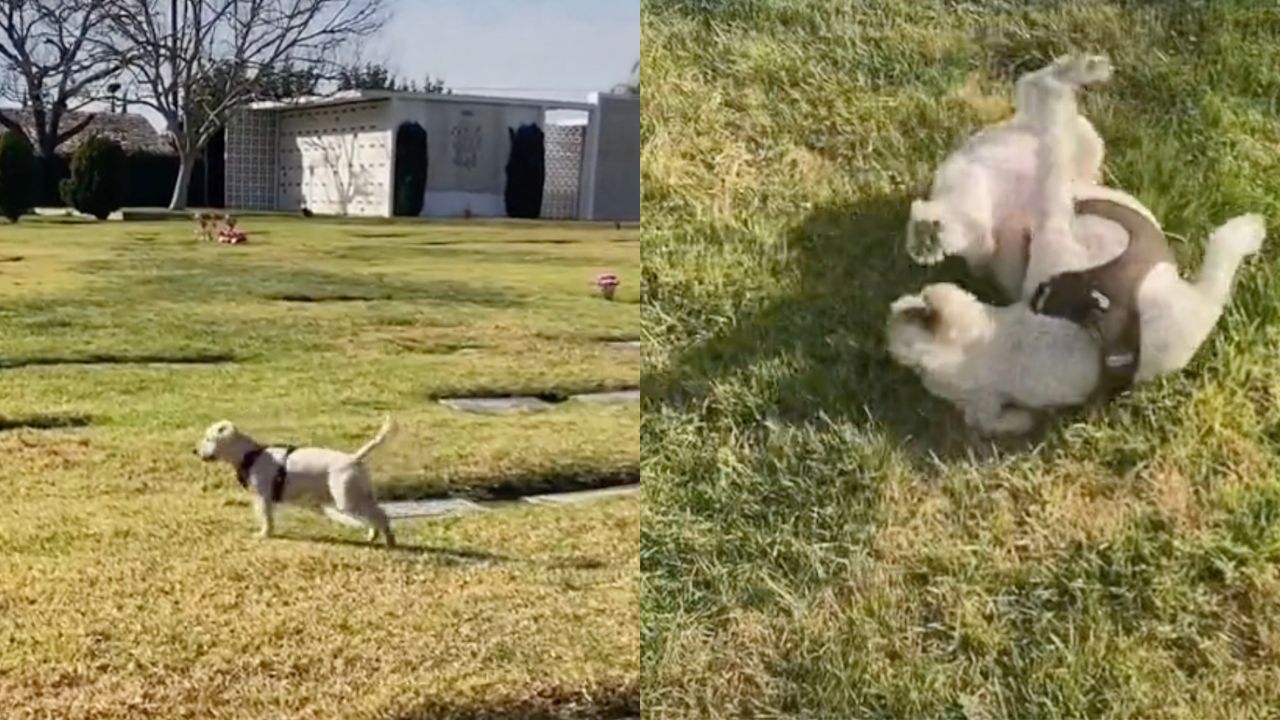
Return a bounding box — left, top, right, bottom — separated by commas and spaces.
888, 213, 1264, 435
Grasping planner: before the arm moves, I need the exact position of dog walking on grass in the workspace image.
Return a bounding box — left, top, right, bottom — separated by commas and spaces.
196, 416, 397, 546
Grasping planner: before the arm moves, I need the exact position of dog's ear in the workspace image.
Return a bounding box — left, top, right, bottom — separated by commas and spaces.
214, 421, 236, 436
901, 304, 935, 328
890, 295, 936, 329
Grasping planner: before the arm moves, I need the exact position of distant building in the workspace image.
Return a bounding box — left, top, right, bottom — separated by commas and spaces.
224, 90, 639, 221
0, 110, 173, 156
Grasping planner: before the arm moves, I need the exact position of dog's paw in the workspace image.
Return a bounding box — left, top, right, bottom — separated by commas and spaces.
1052, 54, 1112, 87
907, 215, 947, 265
1212, 213, 1266, 256
990, 407, 1037, 436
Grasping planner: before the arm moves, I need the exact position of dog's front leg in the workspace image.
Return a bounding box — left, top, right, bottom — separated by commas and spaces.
253, 494, 275, 539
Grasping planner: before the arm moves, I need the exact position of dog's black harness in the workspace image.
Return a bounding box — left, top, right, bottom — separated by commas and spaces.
1030, 198, 1173, 397
237, 445, 298, 502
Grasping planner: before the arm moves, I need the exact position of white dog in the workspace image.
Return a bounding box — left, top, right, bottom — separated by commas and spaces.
196, 416, 397, 546
887, 283, 1100, 434
906, 54, 1166, 301
888, 56, 1265, 435
889, 211, 1261, 435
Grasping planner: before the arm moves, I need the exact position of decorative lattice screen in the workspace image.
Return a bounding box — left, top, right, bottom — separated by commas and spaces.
541, 124, 585, 219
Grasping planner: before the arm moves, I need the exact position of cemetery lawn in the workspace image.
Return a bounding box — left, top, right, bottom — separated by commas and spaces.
0, 215, 639, 719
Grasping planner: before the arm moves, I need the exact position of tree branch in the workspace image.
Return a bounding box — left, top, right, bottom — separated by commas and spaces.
54, 113, 96, 145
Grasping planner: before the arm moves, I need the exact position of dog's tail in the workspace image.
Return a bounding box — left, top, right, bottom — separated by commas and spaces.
351, 415, 396, 463
1195, 213, 1266, 307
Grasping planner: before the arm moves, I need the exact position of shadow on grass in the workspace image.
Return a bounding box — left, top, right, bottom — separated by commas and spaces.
282, 536, 515, 564
427, 381, 640, 403
382, 466, 640, 502
288, 535, 616, 573
84, 254, 522, 309
267, 292, 396, 303
0, 352, 237, 369
649, 191, 1013, 459
345, 230, 416, 238
0, 414, 93, 431
390, 681, 639, 720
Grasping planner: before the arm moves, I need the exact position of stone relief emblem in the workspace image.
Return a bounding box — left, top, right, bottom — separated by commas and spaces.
450, 122, 482, 169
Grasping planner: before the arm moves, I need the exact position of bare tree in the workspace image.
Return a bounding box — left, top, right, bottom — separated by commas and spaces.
0, 0, 124, 157
612, 59, 639, 96
104, 0, 385, 209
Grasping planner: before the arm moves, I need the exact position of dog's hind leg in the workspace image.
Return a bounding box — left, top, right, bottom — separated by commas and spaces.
1021, 58, 1111, 298
362, 503, 396, 548
1012, 55, 1111, 127
1072, 115, 1106, 184
1011, 56, 1109, 186
324, 504, 394, 547
342, 498, 395, 547
329, 472, 397, 547
322, 506, 368, 528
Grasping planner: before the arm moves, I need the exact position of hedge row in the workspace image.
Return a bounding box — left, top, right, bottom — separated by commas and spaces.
36, 152, 213, 209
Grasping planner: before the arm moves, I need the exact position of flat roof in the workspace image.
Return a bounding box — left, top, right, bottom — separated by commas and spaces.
247, 89, 598, 112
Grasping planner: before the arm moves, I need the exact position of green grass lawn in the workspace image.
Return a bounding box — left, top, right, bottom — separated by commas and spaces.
0, 216, 639, 718
643, 1, 1280, 718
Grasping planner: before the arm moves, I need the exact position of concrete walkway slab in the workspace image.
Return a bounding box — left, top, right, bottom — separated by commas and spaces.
569, 389, 640, 405
607, 340, 641, 352
381, 498, 487, 519
438, 396, 554, 414
523, 484, 640, 506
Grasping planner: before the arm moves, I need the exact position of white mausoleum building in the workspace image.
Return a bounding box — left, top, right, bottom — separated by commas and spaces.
223, 90, 639, 221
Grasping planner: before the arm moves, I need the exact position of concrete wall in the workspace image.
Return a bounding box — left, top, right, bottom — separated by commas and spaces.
276, 100, 393, 217
389, 98, 543, 218
585, 94, 640, 222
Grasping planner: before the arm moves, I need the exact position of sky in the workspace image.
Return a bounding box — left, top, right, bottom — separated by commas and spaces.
128, 0, 639, 129
379, 0, 638, 104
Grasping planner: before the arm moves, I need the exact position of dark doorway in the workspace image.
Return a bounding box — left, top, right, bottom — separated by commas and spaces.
504, 123, 545, 219
393, 122, 428, 217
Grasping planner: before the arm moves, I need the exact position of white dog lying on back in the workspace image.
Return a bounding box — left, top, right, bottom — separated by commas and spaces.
888, 55, 1265, 435
906, 54, 1166, 301
197, 416, 397, 546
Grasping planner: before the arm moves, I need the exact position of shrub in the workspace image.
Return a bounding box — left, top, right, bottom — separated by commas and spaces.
504, 123, 545, 219
393, 122, 428, 216
0, 132, 37, 222
60, 136, 128, 220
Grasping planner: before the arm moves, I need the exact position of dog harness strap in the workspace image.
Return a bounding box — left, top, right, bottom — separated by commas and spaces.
1030, 198, 1173, 395
236, 447, 265, 489
1072, 198, 1174, 303
236, 445, 296, 501
271, 446, 297, 503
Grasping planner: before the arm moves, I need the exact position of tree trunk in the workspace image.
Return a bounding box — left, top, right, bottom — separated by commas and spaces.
169, 152, 196, 210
